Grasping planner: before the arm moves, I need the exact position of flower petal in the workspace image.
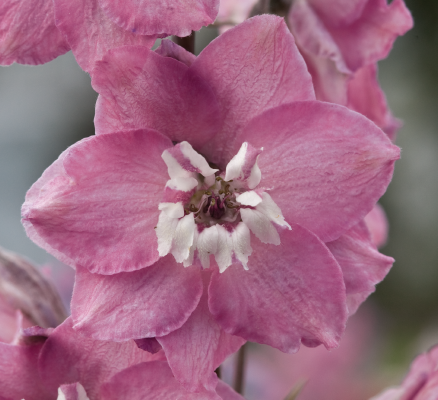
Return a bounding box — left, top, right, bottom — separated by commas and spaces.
39, 317, 162, 399
92, 45, 222, 149
347, 64, 401, 141
54, 0, 156, 72
0, 0, 69, 65
326, 220, 393, 315
99, 361, 222, 400
22, 129, 171, 275
237, 101, 400, 242
97, 0, 219, 37
209, 224, 347, 353
71, 258, 203, 341
155, 39, 196, 67
59, 383, 90, 400
191, 15, 315, 166
158, 273, 245, 393
364, 203, 389, 248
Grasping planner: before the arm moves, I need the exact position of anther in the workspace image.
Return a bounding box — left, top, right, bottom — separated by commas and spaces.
215, 177, 223, 182
218, 189, 224, 194
224, 184, 230, 193
205, 190, 212, 195
211, 198, 216, 206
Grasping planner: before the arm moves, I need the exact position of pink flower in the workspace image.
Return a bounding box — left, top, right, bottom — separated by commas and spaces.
0, 317, 241, 400
370, 345, 438, 400
216, 0, 258, 33
364, 203, 389, 248
22, 15, 399, 393
0, 0, 219, 71
288, 0, 413, 139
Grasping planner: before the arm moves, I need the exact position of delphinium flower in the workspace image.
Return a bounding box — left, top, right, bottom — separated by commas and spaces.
0, 0, 219, 71
370, 345, 438, 400
288, 0, 413, 139
22, 15, 399, 394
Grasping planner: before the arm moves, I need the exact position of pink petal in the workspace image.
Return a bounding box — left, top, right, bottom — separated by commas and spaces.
0, 0, 69, 65
158, 272, 245, 393
53, 0, 156, 72
191, 15, 315, 167
216, 0, 258, 34
209, 224, 347, 353
364, 203, 389, 248
71, 257, 203, 341
237, 101, 400, 242
59, 383, 89, 400
0, 341, 51, 400
325, 0, 414, 71
155, 39, 196, 67
135, 338, 162, 354
308, 0, 369, 26
92, 46, 222, 149
326, 221, 394, 315
288, 0, 351, 104
347, 64, 401, 141
22, 129, 172, 275
100, 361, 222, 400
39, 317, 162, 399
97, 0, 219, 37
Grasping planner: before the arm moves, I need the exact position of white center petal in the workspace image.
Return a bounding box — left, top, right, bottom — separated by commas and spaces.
236, 191, 263, 207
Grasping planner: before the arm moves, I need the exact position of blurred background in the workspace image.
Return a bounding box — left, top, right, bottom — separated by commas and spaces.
0, 0, 436, 398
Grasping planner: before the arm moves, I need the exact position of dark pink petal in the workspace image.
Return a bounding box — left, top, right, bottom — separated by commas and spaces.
93, 46, 222, 149
135, 338, 162, 354
54, 0, 156, 72
71, 258, 203, 341
326, 221, 393, 315
97, 0, 219, 37
209, 224, 347, 353
59, 383, 88, 400
22, 129, 171, 275
158, 272, 245, 393
100, 362, 222, 400
237, 101, 400, 242
0, 0, 69, 65
155, 39, 196, 67
0, 341, 52, 400
39, 317, 162, 399
348, 64, 401, 141
191, 15, 315, 166
326, 0, 413, 71
364, 203, 389, 248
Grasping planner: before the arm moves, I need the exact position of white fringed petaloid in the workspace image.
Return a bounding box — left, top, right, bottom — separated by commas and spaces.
155, 141, 290, 272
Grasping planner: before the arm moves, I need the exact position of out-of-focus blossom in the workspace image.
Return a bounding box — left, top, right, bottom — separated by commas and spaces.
0, 0, 219, 70
0, 247, 67, 343
223, 307, 383, 400
22, 15, 398, 394
288, 0, 413, 139
370, 345, 438, 400
215, 0, 258, 33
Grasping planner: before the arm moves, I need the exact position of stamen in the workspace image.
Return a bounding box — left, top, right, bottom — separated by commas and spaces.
189, 204, 198, 212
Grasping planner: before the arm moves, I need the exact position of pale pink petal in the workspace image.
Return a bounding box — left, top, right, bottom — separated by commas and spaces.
99, 361, 222, 400
0, 341, 51, 400
215, 381, 245, 400
71, 258, 203, 341
191, 15, 315, 166
22, 129, 172, 275
59, 383, 89, 400
0, 0, 69, 65
236, 101, 399, 242
364, 203, 389, 248
325, 0, 414, 71
97, 0, 219, 37
348, 64, 401, 141
155, 39, 196, 67
209, 224, 347, 353
216, 0, 258, 34
39, 317, 162, 399
54, 0, 156, 72
326, 221, 393, 315
158, 273, 245, 393
92, 46, 222, 149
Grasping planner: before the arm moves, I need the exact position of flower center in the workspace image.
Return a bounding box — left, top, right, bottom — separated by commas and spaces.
156, 141, 291, 272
